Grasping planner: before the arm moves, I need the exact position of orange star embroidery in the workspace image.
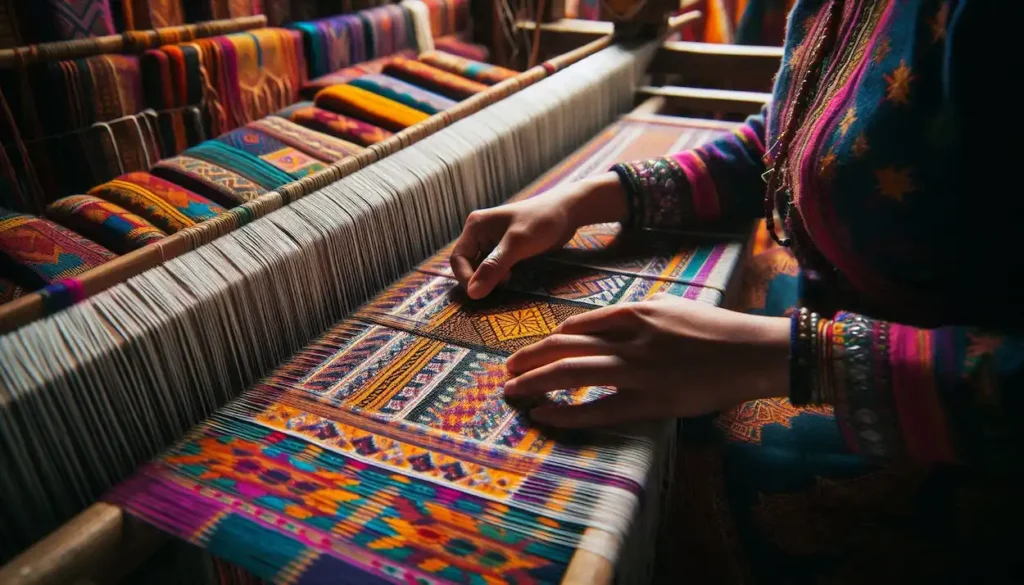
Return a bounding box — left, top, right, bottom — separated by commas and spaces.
875, 166, 915, 203
838, 107, 857, 137
883, 60, 914, 105
931, 3, 949, 42
872, 38, 890, 64
852, 134, 870, 158
820, 150, 838, 178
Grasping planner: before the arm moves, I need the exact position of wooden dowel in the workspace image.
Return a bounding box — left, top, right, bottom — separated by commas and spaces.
0, 34, 615, 336
649, 40, 783, 92
0, 15, 267, 68
638, 85, 771, 115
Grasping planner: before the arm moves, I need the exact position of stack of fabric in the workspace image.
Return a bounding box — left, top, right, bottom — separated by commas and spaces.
0, 6, 516, 309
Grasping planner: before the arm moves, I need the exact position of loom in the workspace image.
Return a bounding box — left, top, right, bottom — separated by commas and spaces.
0, 2, 782, 583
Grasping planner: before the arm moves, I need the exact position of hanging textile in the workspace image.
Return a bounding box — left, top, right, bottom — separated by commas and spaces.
401, 0, 435, 52
45, 194, 167, 253
181, 0, 263, 21
431, 36, 490, 64
122, 0, 187, 30
89, 171, 226, 233
358, 4, 417, 61
291, 14, 366, 80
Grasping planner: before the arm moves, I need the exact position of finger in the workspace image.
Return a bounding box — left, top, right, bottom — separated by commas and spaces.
467, 231, 530, 299
506, 334, 617, 376
529, 391, 657, 429
450, 228, 487, 290
554, 305, 638, 336
503, 355, 629, 398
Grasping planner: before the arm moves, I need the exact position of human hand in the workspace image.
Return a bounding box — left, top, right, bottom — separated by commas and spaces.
450, 172, 627, 299
503, 294, 791, 428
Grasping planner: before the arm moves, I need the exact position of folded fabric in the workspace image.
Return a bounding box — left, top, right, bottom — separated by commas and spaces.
88, 172, 225, 233
248, 116, 363, 162
290, 14, 366, 79
433, 35, 490, 62
274, 100, 316, 120
186, 141, 299, 188
358, 5, 417, 60
300, 51, 417, 99
418, 50, 517, 85
348, 73, 456, 115
381, 57, 488, 101
151, 155, 268, 207
215, 128, 328, 178
287, 106, 393, 146
0, 209, 116, 287
46, 195, 166, 254
314, 84, 429, 132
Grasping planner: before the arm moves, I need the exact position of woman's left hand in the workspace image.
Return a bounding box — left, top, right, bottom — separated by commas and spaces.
503, 294, 792, 428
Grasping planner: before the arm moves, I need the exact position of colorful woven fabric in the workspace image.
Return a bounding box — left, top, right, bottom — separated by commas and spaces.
348, 73, 456, 115
248, 116, 362, 162
123, 0, 185, 29
420, 0, 469, 38
418, 50, 518, 86
44, 0, 116, 40
45, 195, 165, 254
300, 51, 417, 99
151, 155, 267, 207
358, 4, 417, 61
186, 140, 301, 187
104, 114, 744, 585
381, 57, 488, 101
432, 35, 489, 63
0, 210, 115, 287
88, 171, 225, 233
290, 14, 365, 79
216, 127, 330, 178
286, 105, 393, 146
313, 84, 430, 132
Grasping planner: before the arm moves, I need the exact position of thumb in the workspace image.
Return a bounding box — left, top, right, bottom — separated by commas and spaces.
467, 232, 526, 299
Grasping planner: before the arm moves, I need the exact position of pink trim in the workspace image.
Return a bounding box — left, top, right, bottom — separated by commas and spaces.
735, 124, 765, 154
889, 324, 956, 463
671, 150, 720, 222
796, 1, 906, 304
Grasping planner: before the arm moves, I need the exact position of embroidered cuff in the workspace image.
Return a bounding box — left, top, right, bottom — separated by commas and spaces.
610, 157, 692, 230
829, 312, 905, 459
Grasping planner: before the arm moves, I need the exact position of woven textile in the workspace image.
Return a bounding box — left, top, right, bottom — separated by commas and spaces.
420, 0, 469, 38
348, 73, 456, 115
89, 171, 225, 233
286, 106, 393, 146
123, 0, 186, 29
358, 4, 417, 61
291, 14, 365, 79
314, 84, 429, 132
44, 0, 117, 40
186, 140, 302, 187
248, 117, 363, 162
0, 210, 115, 287
301, 52, 417, 99
432, 35, 489, 63
418, 51, 518, 86
183, 0, 262, 20
151, 155, 268, 207
104, 116, 748, 584
382, 57, 488, 101
216, 128, 330, 177
46, 195, 166, 254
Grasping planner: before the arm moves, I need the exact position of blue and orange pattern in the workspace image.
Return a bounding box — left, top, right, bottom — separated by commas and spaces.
0, 209, 116, 286
89, 172, 226, 234
45, 194, 165, 253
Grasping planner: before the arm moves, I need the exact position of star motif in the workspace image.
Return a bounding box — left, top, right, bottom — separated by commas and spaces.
875, 166, 915, 203
931, 3, 949, 42
820, 149, 838, 178
872, 38, 890, 64
883, 60, 914, 105
852, 134, 870, 158
838, 107, 857, 137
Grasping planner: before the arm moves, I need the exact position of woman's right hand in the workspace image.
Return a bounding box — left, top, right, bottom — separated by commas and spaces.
450, 172, 628, 299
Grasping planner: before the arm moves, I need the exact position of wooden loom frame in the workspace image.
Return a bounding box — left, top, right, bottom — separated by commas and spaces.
0, 11, 784, 585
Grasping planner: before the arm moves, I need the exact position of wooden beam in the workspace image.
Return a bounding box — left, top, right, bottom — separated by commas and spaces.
650, 41, 783, 92
638, 85, 770, 116
516, 19, 613, 61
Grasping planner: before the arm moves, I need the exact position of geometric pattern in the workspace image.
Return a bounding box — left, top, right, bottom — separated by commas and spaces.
151, 155, 267, 207
0, 210, 116, 285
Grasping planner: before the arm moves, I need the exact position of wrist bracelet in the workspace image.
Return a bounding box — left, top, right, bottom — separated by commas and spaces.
790, 307, 836, 406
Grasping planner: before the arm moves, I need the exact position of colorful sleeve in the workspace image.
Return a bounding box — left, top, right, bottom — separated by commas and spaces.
610, 106, 767, 230
792, 309, 1024, 468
